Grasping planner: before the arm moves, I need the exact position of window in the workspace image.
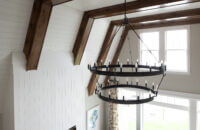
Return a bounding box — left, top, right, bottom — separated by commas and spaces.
165, 29, 188, 72
118, 89, 136, 130
143, 95, 189, 130
139, 26, 189, 73
117, 91, 199, 130
140, 32, 159, 65
143, 104, 189, 130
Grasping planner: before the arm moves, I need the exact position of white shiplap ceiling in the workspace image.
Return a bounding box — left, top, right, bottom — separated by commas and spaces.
64, 0, 200, 22
64, 0, 134, 11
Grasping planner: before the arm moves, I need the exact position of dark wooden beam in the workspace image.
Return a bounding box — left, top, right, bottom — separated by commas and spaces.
24, 0, 52, 70
73, 13, 94, 65
104, 28, 129, 84
24, 0, 72, 70
112, 8, 200, 25
73, 0, 200, 65
129, 17, 200, 30
88, 23, 118, 96
87, 0, 200, 19
51, 0, 72, 6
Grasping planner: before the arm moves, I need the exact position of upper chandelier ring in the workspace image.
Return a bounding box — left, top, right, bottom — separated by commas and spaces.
88, 63, 166, 77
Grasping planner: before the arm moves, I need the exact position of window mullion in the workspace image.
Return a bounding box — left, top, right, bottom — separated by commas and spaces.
189, 100, 197, 130
136, 104, 143, 130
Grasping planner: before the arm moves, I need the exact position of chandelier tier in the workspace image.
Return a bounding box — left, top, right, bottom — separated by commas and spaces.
88, 0, 167, 104
88, 62, 166, 77
96, 84, 157, 104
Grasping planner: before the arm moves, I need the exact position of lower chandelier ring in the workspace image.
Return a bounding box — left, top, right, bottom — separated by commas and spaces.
95, 84, 158, 105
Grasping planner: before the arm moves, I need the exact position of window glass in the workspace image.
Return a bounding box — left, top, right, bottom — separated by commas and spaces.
118, 89, 136, 130
165, 29, 188, 72
154, 95, 189, 107
143, 104, 189, 130
140, 32, 159, 65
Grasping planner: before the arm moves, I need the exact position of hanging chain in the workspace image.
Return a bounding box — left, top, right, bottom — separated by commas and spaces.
124, 0, 127, 18
128, 23, 159, 63
127, 35, 133, 64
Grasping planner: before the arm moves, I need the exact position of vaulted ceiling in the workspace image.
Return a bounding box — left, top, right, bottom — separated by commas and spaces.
24, 0, 200, 95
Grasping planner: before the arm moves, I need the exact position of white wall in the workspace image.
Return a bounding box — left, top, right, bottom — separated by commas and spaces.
119, 24, 200, 95
0, 0, 33, 116
0, 0, 112, 129
3, 57, 14, 130
13, 52, 86, 130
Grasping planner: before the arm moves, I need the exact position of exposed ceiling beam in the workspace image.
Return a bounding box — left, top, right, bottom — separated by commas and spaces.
51, 0, 72, 6
88, 23, 119, 96
129, 17, 200, 30
73, 13, 94, 65
112, 8, 200, 25
73, 0, 200, 65
87, 0, 200, 19
104, 28, 129, 85
24, 0, 72, 70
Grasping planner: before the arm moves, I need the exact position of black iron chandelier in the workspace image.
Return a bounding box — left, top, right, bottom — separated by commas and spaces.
88, 0, 166, 104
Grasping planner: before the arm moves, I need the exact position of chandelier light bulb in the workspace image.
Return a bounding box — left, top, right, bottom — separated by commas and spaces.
127, 59, 130, 64
145, 80, 148, 87
135, 63, 138, 68
136, 79, 139, 85
161, 60, 164, 65
152, 82, 155, 90
156, 85, 159, 91
137, 96, 140, 100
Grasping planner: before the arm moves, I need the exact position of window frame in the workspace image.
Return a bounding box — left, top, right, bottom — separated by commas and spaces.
138, 25, 190, 74
164, 26, 190, 74
117, 89, 200, 130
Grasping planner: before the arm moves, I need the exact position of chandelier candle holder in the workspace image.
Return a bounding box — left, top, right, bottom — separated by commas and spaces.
88, 61, 166, 77
88, 0, 167, 105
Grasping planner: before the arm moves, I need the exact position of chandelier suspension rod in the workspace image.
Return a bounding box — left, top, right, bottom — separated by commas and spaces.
124, 0, 127, 18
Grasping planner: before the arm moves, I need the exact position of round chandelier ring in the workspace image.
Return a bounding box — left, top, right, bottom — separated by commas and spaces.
89, 64, 166, 77
96, 84, 157, 104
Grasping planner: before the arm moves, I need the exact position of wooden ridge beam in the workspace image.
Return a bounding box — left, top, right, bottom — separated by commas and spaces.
73, 0, 200, 65
88, 23, 118, 96
51, 0, 72, 6
86, 0, 200, 19
129, 17, 200, 30
112, 8, 200, 25
104, 28, 129, 84
24, 0, 72, 70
